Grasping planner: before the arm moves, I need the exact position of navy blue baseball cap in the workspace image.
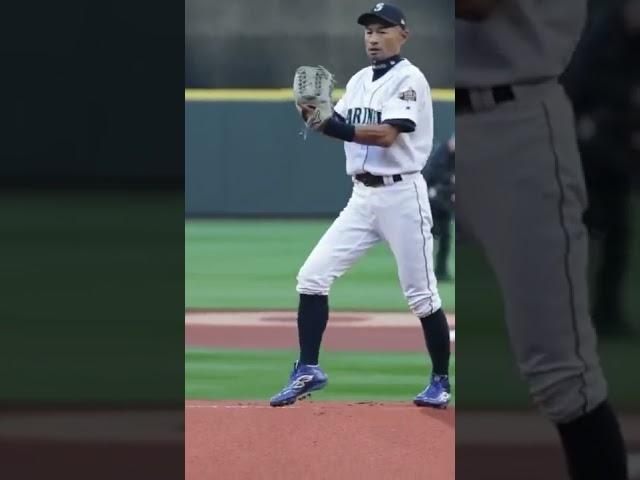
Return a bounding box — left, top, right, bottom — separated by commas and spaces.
357, 3, 407, 29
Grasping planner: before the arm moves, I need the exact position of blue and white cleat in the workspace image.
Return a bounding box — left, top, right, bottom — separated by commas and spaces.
270, 361, 328, 407
414, 374, 451, 409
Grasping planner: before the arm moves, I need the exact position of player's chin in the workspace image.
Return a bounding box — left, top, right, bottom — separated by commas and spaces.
367, 49, 382, 59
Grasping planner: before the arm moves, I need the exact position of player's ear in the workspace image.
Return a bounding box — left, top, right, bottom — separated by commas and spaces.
400, 27, 409, 43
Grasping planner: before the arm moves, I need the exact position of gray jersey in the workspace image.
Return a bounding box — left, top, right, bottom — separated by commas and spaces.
456, 0, 587, 87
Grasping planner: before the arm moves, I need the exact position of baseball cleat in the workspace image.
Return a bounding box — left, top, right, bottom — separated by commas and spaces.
414, 374, 451, 408
270, 361, 328, 407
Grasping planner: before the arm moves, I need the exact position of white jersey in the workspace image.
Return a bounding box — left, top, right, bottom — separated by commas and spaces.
334, 59, 433, 176
456, 0, 587, 87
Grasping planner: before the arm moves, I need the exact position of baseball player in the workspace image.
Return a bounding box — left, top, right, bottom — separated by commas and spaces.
424, 135, 455, 281
456, 1, 627, 478
270, 3, 452, 408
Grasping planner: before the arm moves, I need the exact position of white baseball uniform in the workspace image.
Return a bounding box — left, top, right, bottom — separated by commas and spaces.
456, 0, 606, 423
296, 59, 442, 318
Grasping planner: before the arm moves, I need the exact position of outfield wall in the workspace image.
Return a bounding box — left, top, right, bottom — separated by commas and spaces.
185, 91, 454, 217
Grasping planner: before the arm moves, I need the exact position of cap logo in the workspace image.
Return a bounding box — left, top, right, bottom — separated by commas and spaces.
374, 3, 384, 12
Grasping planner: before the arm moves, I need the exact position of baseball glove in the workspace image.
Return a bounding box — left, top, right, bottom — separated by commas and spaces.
293, 65, 335, 132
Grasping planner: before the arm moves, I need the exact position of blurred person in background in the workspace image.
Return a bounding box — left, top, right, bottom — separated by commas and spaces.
563, 0, 640, 336
457, 0, 628, 477
424, 134, 455, 281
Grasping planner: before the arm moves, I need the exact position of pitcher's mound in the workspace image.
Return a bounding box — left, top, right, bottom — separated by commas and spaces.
186, 400, 454, 479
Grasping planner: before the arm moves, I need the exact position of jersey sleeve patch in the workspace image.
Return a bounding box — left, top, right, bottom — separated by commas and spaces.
399, 88, 417, 102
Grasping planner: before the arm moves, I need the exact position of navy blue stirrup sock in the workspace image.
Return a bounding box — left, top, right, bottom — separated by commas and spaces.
297, 294, 329, 365
419, 308, 450, 376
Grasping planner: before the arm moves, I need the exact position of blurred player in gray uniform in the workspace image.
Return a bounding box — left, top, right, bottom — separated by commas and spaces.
456, 1, 627, 478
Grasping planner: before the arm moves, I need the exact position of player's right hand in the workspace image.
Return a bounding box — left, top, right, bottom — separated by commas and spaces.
297, 103, 316, 122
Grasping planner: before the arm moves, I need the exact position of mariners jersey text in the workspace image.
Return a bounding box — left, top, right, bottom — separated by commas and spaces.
346, 107, 382, 125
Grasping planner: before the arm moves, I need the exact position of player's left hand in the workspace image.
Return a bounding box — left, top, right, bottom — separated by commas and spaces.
293, 65, 335, 132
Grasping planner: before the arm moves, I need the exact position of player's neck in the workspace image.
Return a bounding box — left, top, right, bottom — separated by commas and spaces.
371, 54, 404, 81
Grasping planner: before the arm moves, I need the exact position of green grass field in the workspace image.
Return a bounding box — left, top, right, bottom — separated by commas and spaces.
1, 191, 184, 403
186, 348, 456, 403
185, 218, 456, 404
185, 219, 455, 312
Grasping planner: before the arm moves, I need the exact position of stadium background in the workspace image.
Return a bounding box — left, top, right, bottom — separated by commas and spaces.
184, 0, 455, 405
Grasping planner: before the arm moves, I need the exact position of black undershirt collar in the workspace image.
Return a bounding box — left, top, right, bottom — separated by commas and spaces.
372, 54, 404, 81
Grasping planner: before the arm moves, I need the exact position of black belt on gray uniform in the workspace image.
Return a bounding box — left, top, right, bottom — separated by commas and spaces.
456, 85, 516, 113
355, 172, 403, 187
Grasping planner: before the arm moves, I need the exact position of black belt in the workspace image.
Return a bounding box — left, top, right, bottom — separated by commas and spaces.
456, 85, 515, 113
355, 172, 402, 187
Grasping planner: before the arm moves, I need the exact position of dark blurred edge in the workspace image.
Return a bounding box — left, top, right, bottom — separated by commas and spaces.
0, 0, 184, 478
455, 1, 640, 479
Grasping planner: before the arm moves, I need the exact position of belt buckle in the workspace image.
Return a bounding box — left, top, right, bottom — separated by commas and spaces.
357, 173, 373, 187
